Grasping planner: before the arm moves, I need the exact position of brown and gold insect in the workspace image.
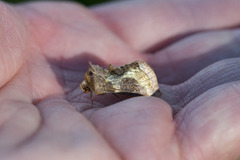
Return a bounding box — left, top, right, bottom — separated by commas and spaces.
80, 61, 161, 104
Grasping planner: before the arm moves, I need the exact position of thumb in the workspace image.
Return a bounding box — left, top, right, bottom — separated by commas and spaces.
0, 2, 28, 87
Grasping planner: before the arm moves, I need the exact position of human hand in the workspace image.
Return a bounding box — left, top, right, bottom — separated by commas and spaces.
0, 0, 240, 160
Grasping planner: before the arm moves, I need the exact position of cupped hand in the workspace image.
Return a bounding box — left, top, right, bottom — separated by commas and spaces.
0, 0, 240, 160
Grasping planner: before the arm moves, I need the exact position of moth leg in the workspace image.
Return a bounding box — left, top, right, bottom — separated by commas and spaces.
90, 91, 94, 107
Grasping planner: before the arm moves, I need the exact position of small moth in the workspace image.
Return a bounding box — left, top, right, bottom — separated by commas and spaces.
80, 61, 161, 105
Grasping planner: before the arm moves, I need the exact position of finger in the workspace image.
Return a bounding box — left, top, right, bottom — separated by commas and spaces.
175, 81, 240, 160
88, 97, 180, 160
0, 65, 40, 151
0, 101, 40, 152
160, 58, 240, 114
0, 2, 27, 87
20, 98, 120, 160
93, 0, 240, 51
149, 29, 240, 84
15, 2, 144, 65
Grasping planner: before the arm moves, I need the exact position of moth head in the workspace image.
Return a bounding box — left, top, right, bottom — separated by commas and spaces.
80, 80, 91, 93
80, 62, 95, 93
80, 62, 108, 95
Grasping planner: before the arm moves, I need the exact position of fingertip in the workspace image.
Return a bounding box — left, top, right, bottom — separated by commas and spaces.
89, 97, 178, 160
36, 97, 121, 160
123, 96, 173, 118
92, 96, 173, 121
176, 82, 240, 160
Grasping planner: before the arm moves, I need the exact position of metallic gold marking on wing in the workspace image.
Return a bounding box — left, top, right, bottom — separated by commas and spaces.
80, 61, 160, 97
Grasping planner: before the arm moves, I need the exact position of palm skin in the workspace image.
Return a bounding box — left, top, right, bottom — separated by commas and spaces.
1, 0, 240, 160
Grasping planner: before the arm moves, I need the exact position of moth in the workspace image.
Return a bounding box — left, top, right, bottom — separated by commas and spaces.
80, 61, 161, 105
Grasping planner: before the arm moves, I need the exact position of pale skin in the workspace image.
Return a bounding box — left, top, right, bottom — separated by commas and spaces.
0, 0, 240, 159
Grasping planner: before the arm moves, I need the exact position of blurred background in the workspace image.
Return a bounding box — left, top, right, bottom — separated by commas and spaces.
3, 0, 114, 6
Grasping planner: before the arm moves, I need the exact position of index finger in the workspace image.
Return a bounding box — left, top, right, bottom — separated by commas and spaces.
92, 0, 240, 51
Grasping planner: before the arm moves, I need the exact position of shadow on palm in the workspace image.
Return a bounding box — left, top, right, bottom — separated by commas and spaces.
47, 52, 137, 114
46, 39, 240, 117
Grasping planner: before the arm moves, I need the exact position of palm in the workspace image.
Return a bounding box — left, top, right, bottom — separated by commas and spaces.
1, 1, 240, 160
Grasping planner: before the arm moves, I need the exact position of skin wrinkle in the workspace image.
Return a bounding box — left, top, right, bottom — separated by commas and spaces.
148, 29, 240, 87
7, 3, 26, 49
161, 58, 240, 114
1, 2, 11, 29
13, 19, 25, 49
0, 5, 10, 79
196, 86, 240, 155
6, 33, 16, 76
175, 107, 197, 159
179, 126, 204, 160
0, 3, 28, 91
176, 116, 206, 160
179, 84, 240, 157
